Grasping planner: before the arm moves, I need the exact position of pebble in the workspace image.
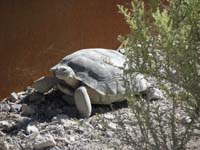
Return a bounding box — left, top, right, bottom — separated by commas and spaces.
106, 131, 113, 138
55, 137, 70, 144
104, 114, 115, 120
97, 124, 103, 130
10, 92, 19, 102
0, 121, 10, 128
0, 121, 14, 132
0, 141, 9, 150
181, 116, 192, 124
108, 122, 117, 130
10, 104, 22, 112
33, 134, 56, 150
0, 102, 10, 112
60, 119, 77, 128
26, 125, 39, 134
28, 92, 45, 102
21, 104, 35, 116
17, 91, 27, 100
148, 88, 164, 100
52, 114, 69, 121
193, 129, 200, 136
0, 131, 5, 136
1, 80, 200, 150
68, 136, 75, 142
16, 116, 32, 128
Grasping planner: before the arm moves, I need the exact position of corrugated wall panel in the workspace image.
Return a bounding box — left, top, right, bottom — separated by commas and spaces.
0, 0, 130, 99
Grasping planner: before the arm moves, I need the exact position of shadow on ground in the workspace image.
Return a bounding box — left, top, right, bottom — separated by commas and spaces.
0, 89, 128, 135
22, 90, 128, 122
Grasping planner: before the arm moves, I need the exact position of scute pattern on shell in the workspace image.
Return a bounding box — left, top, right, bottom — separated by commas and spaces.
57, 49, 126, 95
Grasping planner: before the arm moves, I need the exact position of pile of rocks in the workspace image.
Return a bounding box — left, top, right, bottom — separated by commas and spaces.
0, 87, 199, 150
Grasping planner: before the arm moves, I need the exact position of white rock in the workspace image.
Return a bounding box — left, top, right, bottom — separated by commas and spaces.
10, 92, 19, 102
0, 141, 9, 150
106, 131, 113, 138
108, 122, 117, 130
26, 125, 39, 134
59, 119, 77, 128
83, 121, 94, 129
0, 131, 5, 136
183, 116, 192, 124
33, 134, 56, 150
0, 121, 11, 128
104, 114, 115, 120
135, 74, 150, 92
148, 88, 163, 100
97, 124, 103, 130
69, 136, 75, 142
52, 114, 69, 122
17, 91, 28, 100
193, 129, 200, 135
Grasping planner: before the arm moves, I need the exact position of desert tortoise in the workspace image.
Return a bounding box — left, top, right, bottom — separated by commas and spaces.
33, 48, 162, 117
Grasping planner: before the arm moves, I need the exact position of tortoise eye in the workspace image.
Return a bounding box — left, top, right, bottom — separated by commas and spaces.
60, 68, 66, 72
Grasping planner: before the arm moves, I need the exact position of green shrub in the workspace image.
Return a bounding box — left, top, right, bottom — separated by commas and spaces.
118, 0, 200, 108
118, 0, 200, 149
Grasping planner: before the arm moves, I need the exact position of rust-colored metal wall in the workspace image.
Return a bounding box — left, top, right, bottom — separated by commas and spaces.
0, 0, 130, 99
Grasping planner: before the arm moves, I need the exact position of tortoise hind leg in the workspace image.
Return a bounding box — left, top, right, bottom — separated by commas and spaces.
74, 86, 92, 118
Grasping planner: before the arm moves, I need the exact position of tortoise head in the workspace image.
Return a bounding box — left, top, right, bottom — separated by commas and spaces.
50, 64, 75, 80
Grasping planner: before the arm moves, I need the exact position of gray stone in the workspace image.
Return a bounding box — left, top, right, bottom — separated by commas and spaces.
106, 131, 113, 138
10, 104, 22, 112
0, 141, 9, 150
28, 92, 45, 102
55, 137, 70, 144
148, 87, 163, 100
21, 104, 35, 116
0, 102, 10, 112
193, 129, 200, 136
15, 116, 32, 128
32, 76, 57, 93
53, 146, 62, 150
0, 131, 5, 136
33, 134, 56, 150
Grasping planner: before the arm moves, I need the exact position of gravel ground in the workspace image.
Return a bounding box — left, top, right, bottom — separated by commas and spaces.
0, 87, 199, 150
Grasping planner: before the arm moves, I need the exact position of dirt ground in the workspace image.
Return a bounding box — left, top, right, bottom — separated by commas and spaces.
0, 88, 199, 150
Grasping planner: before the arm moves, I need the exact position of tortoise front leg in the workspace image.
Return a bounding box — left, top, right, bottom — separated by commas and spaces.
74, 86, 92, 118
